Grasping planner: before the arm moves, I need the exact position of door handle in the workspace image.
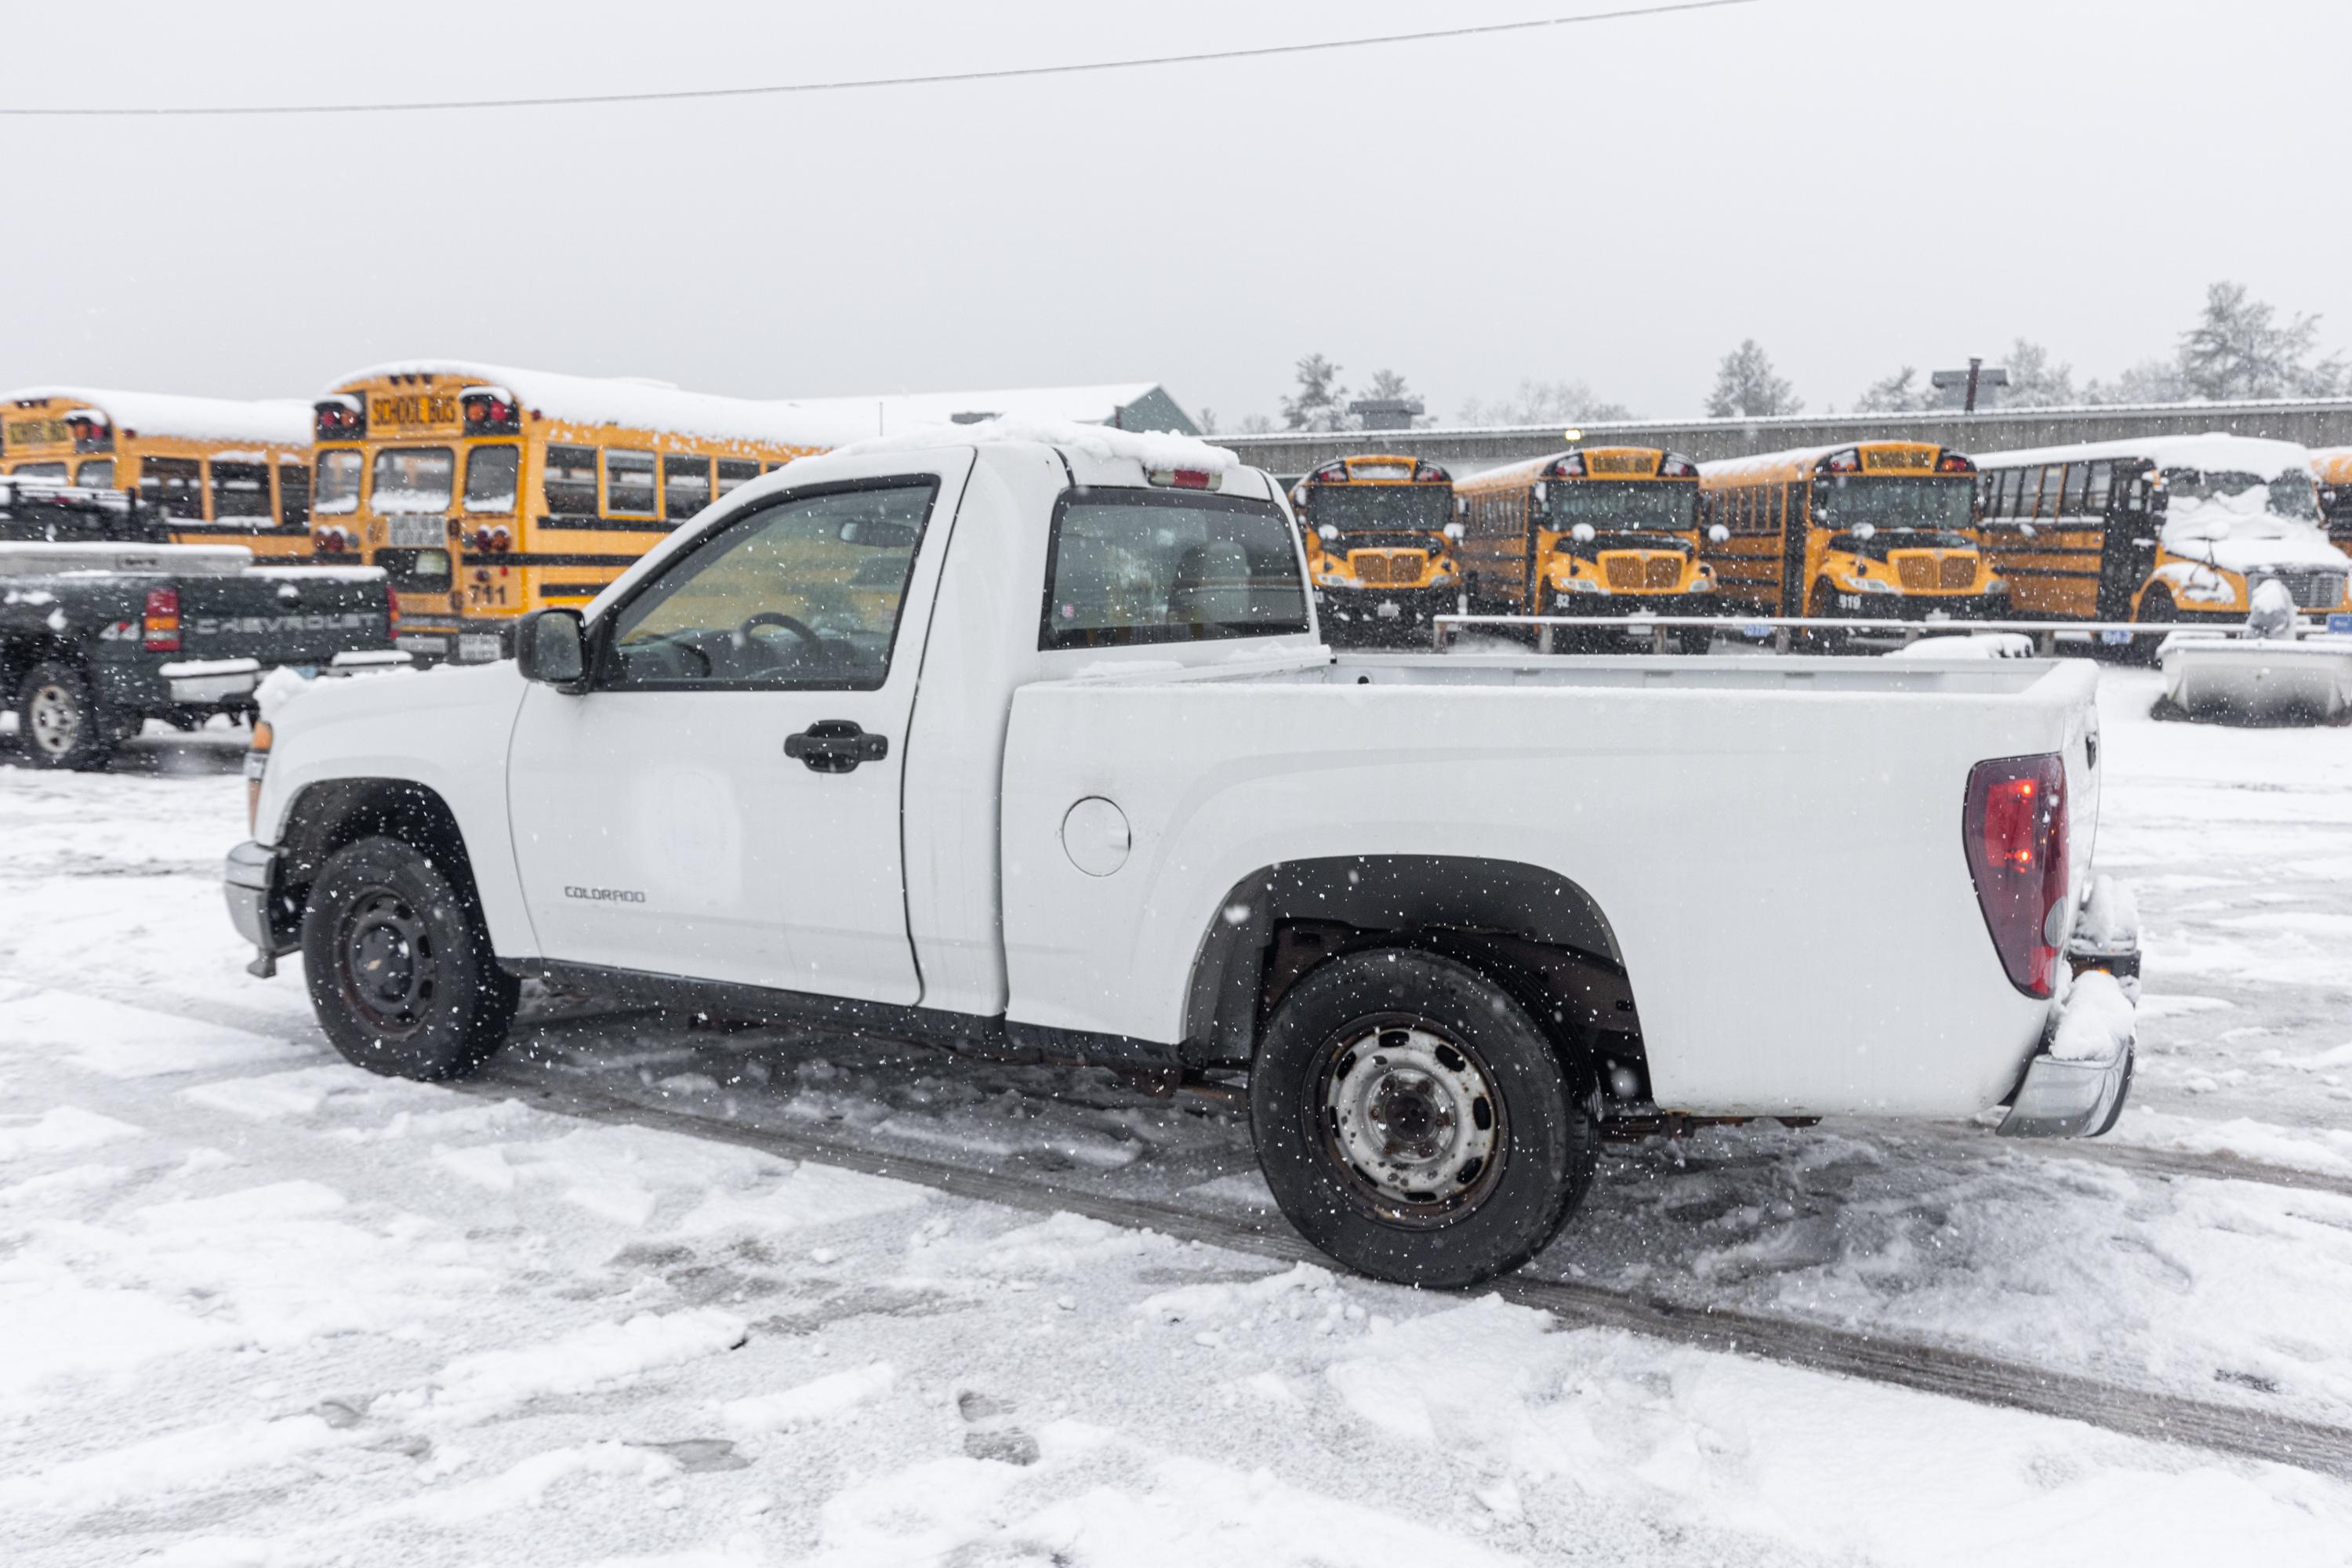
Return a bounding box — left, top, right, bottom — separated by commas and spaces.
785, 720, 888, 773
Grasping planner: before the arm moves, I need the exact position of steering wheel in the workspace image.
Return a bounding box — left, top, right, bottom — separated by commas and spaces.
737, 611, 843, 667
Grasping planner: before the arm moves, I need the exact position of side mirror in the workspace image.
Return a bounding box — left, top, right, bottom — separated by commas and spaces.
517, 608, 586, 689
1853, 522, 1877, 541
1443, 521, 1466, 542
1570, 523, 1596, 544
1318, 524, 1341, 543
1708, 524, 1730, 544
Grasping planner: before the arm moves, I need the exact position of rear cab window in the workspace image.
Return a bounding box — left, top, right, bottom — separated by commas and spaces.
1039, 488, 1308, 650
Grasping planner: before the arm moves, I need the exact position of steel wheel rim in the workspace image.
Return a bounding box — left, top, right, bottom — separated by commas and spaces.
1311, 1014, 1507, 1228
335, 885, 437, 1037
27, 684, 79, 755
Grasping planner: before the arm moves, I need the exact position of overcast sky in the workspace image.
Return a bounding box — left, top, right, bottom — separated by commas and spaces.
5, 0, 2347, 426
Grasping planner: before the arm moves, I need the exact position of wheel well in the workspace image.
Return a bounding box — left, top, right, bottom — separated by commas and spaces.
2, 636, 74, 695
275, 779, 481, 935
1182, 855, 1638, 1076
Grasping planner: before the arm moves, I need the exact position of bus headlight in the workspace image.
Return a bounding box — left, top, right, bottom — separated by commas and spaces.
1561, 577, 1606, 594
1853, 575, 1898, 594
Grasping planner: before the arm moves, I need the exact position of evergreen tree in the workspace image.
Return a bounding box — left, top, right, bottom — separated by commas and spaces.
2177, 281, 2346, 400
2000, 339, 2078, 408
1363, 368, 1414, 402
1281, 354, 1356, 432
1705, 340, 1802, 418
2084, 358, 2190, 406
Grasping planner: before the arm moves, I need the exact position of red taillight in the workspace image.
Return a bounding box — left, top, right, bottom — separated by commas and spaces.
1937, 452, 1975, 474
1825, 448, 1862, 474
1312, 461, 1349, 484
1414, 462, 1450, 484
1166, 469, 1211, 490
143, 586, 181, 652
1552, 454, 1585, 478
1963, 753, 2069, 997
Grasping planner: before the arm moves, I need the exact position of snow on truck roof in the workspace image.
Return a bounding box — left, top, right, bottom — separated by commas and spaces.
328, 363, 1189, 451
4, 387, 311, 446
1969, 430, 2316, 475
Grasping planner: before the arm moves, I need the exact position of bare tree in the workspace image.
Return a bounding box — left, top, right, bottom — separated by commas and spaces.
1457, 378, 1631, 426
1853, 366, 1939, 414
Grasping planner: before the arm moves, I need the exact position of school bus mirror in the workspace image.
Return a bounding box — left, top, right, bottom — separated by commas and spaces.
1708, 524, 1730, 545
1443, 522, 1466, 542
517, 608, 586, 689
1318, 524, 1341, 543
1570, 523, 1596, 544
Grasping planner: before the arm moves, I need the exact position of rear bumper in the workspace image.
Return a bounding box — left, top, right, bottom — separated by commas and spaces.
1998, 911, 2140, 1139
1998, 1040, 2133, 1138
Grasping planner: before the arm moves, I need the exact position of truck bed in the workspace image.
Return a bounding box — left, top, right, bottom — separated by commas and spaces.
1000, 650, 2099, 1120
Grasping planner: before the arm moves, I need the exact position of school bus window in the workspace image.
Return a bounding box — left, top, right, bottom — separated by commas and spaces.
607, 449, 657, 517
13, 462, 67, 483
279, 462, 310, 528
2061, 463, 2090, 516
664, 455, 712, 521
716, 459, 759, 496
378, 547, 453, 594
74, 459, 115, 489
142, 456, 205, 517
372, 447, 455, 514
213, 461, 273, 520
315, 450, 364, 515
1997, 468, 2023, 519
543, 445, 597, 514
464, 445, 521, 514
2083, 461, 2112, 516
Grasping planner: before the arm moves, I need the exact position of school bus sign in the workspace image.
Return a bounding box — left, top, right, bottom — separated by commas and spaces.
368, 392, 460, 430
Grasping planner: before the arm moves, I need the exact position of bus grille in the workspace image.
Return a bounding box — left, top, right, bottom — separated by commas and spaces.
1646, 556, 1682, 590
1350, 550, 1422, 586
1603, 555, 1643, 590
1895, 555, 1934, 591
1942, 554, 1977, 590
2253, 569, 2347, 609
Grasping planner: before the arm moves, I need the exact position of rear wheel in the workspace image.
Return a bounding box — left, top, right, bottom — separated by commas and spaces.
301, 835, 518, 1080
1676, 626, 1713, 656
1250, 948, 1598, 1288
16, 661, 120, 771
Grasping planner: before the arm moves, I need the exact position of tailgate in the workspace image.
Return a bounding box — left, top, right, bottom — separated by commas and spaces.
176, 571, 393, 663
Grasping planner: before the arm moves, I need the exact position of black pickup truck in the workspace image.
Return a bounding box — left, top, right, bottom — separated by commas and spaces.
2, 478, 395, 770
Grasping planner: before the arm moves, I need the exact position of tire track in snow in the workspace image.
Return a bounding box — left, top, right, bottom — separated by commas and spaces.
19, 971, 2352, 1482
467, 1062, 2352, 1486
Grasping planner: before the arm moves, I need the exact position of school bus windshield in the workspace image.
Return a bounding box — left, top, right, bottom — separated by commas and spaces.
1310, 485, 1453, 534
1549, 482, 1698, 533
1553, 530, 1692, 560
1812, 475, 1973, 532
1828, 528, 1975, 559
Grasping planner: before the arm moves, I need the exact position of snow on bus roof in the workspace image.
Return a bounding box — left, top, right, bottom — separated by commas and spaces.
1969, 430, 2316, 474
328, 361, 884, 448
3, 387, 310, 446
1698, 444, 1900, 481
829, 416, 1239, 474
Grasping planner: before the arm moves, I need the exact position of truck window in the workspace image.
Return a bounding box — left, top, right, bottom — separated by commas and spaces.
1040, 490, 1308, 650
599, 478, 938, 691
372, 447, 454, 514
314, 451, 364, 516
379, 547, 453, 593
464, 445, 521, 514
140, 457, 205, 518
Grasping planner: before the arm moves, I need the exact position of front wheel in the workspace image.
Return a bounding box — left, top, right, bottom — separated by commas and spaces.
1250, 948, 1598, 1288
301, 836, 518, 1080
1803, 582, 1850, 654
2128, 587, 2176, 666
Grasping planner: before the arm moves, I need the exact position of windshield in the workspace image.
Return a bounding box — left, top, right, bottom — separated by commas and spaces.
1811, 474, 1974, 532
1553, 530, 1691, 561
1828, 528, 1975, 560
1307, 485, 1452, 539
314, 450, 363, 515
1041, 491, 1307, 650
1548, 481, 1698, 535
2159, 467, 2325, 547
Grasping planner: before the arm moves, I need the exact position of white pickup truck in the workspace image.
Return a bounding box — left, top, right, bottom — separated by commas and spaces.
227, 423, 2137, 1287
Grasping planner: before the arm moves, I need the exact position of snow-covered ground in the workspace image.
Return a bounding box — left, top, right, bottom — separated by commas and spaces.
2, 666, 2350, 1566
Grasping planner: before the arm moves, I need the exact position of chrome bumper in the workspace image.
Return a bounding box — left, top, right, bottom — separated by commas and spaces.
224, 840, 289, 977
1997, 1042, 2133, 1138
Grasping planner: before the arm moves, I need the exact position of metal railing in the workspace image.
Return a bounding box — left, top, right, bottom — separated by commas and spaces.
1428, 612, 2339, 656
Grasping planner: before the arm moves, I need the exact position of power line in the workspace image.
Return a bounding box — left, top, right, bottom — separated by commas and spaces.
0, 0, 1757, 118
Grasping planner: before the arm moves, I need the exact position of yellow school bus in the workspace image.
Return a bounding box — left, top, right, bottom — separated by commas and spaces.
2314, 447, 2352, 562
317, 363, 853, 662
1698, 441, 1998, 626
1971, 434, 2347, 630
1289, 455, 1462, 641
1, 388, 314, 559
1454, 447, 1713, 650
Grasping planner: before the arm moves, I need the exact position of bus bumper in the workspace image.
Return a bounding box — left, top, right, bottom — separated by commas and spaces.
1317, 585, 1461, 638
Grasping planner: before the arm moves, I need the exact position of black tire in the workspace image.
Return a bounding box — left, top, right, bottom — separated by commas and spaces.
1677, 626, 1713, 656
1250, 947, 1598, 1288
16, 660, 120, 771
300, 835, 518, 1080
1803, 583, 1850, 655
2127, 587, 2176, 667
